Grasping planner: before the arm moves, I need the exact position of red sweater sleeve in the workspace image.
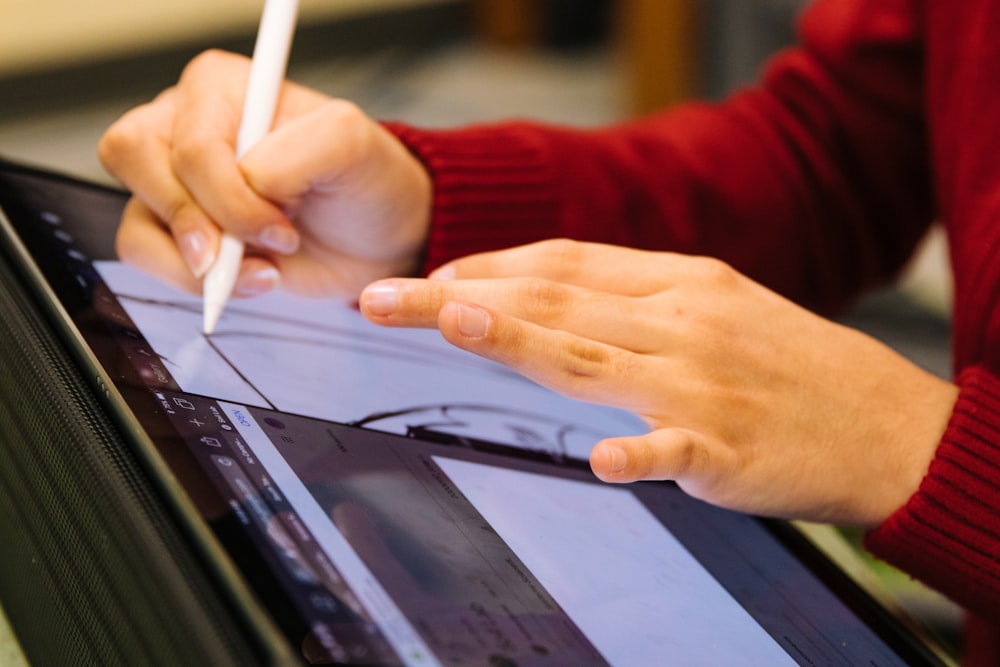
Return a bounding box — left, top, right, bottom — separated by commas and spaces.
866, 367, 1000, 622
384, 0, 1000, 639
388, 0, 935, 314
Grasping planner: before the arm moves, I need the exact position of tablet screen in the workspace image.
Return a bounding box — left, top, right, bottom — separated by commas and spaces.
0, 161, 948, 666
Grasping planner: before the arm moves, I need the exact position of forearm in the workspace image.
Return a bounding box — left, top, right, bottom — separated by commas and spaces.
387, 0, 934, 314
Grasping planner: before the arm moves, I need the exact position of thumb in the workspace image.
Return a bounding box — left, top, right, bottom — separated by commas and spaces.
590, 428, 718, 484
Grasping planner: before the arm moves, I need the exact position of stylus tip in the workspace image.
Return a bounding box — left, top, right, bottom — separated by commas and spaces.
203, 305, 222, 335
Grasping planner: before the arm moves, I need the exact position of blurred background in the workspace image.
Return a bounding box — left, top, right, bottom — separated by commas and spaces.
0, 0, 805, 172
0, 0, 960, 663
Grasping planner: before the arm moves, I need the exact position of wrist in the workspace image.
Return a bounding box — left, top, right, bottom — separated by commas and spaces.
866, 371, 958, 528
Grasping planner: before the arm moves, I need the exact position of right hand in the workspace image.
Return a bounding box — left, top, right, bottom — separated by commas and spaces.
360, 240, 959, 527
98, 49, 432, 300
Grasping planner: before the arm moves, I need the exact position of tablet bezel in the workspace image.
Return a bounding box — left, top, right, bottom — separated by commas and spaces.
0, 159, 303, 664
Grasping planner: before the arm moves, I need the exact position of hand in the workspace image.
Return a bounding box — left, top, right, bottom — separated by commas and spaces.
358, 239, 958, 527
98, 49, 431, 300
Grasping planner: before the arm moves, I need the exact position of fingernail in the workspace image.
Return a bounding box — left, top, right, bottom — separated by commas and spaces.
178, 229, 213, 278
234, 267, 281, 297
258, 225, 299, 254
362, 283, 399, 316
457, 303, 490, 338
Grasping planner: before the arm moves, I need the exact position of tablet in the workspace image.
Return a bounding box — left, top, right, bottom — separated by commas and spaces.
0, 158, 951, 666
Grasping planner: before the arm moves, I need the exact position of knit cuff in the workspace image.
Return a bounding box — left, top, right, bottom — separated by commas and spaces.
384, 121, 561, 273
865, 365, 1000, 619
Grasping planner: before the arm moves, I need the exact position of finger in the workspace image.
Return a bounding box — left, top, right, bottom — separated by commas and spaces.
360, 277, 661, 353
590, 428, 732, 487
360, 277, 577, 327
117, 198, 281, 298
170, 51, 296, 251
240, 97, 368, 204
430, 239, 706, 295
100, 93, 220, 278
434, 300, 665, 415
99, 88, 176, 188
116, 197, 204, 294
241, 98, 428, 265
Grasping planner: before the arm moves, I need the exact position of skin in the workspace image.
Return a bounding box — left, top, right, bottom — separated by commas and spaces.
98, 50, 431, 300
99, 50, 959, 529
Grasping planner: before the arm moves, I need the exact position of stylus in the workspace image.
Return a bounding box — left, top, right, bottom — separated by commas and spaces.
202, 0, 299, 335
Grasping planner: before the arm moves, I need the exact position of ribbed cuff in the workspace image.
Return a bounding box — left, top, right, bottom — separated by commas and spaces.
384, 121, 561, 273
865, 365, 1000, 620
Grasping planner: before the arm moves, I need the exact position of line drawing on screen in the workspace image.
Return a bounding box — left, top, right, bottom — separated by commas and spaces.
97, 262, 647, 459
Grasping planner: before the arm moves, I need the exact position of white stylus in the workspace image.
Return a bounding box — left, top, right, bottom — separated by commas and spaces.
203, 0, 299, 335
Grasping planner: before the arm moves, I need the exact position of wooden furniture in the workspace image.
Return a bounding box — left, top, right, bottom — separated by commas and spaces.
474, 0, 701, 115
618, 0, 701, 115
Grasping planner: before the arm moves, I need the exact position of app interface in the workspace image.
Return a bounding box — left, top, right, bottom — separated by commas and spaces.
158, 390, 804, 666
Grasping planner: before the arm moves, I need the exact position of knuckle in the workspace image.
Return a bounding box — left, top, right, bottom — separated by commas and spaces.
549, 338, 640, 399
325, 98, 367, 127
690, 256, 738, 286
534, 238, 587, 278
159, 195, 207, 237
521, 277, 572, 320
672, 438, 701, 477
168, 133, 205, 174
559, 339, 611, 380
97, 107, 150, 172
668, 433, 709, 479
320, 99, 371, 161
182, 49, 233, 80
423, 281, 451, 313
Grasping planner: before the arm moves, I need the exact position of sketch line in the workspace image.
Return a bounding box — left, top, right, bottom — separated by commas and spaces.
203, 332, 279, 410
116, 292, 529, 383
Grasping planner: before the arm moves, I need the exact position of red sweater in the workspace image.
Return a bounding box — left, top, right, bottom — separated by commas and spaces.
390, 1, 1000, 663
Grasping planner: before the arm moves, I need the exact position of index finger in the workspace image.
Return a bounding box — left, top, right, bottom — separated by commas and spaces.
431, 239, 703, 295
169, 51, 290, 243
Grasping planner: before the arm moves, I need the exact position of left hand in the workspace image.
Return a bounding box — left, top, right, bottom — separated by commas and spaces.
358, 239, 958, 527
